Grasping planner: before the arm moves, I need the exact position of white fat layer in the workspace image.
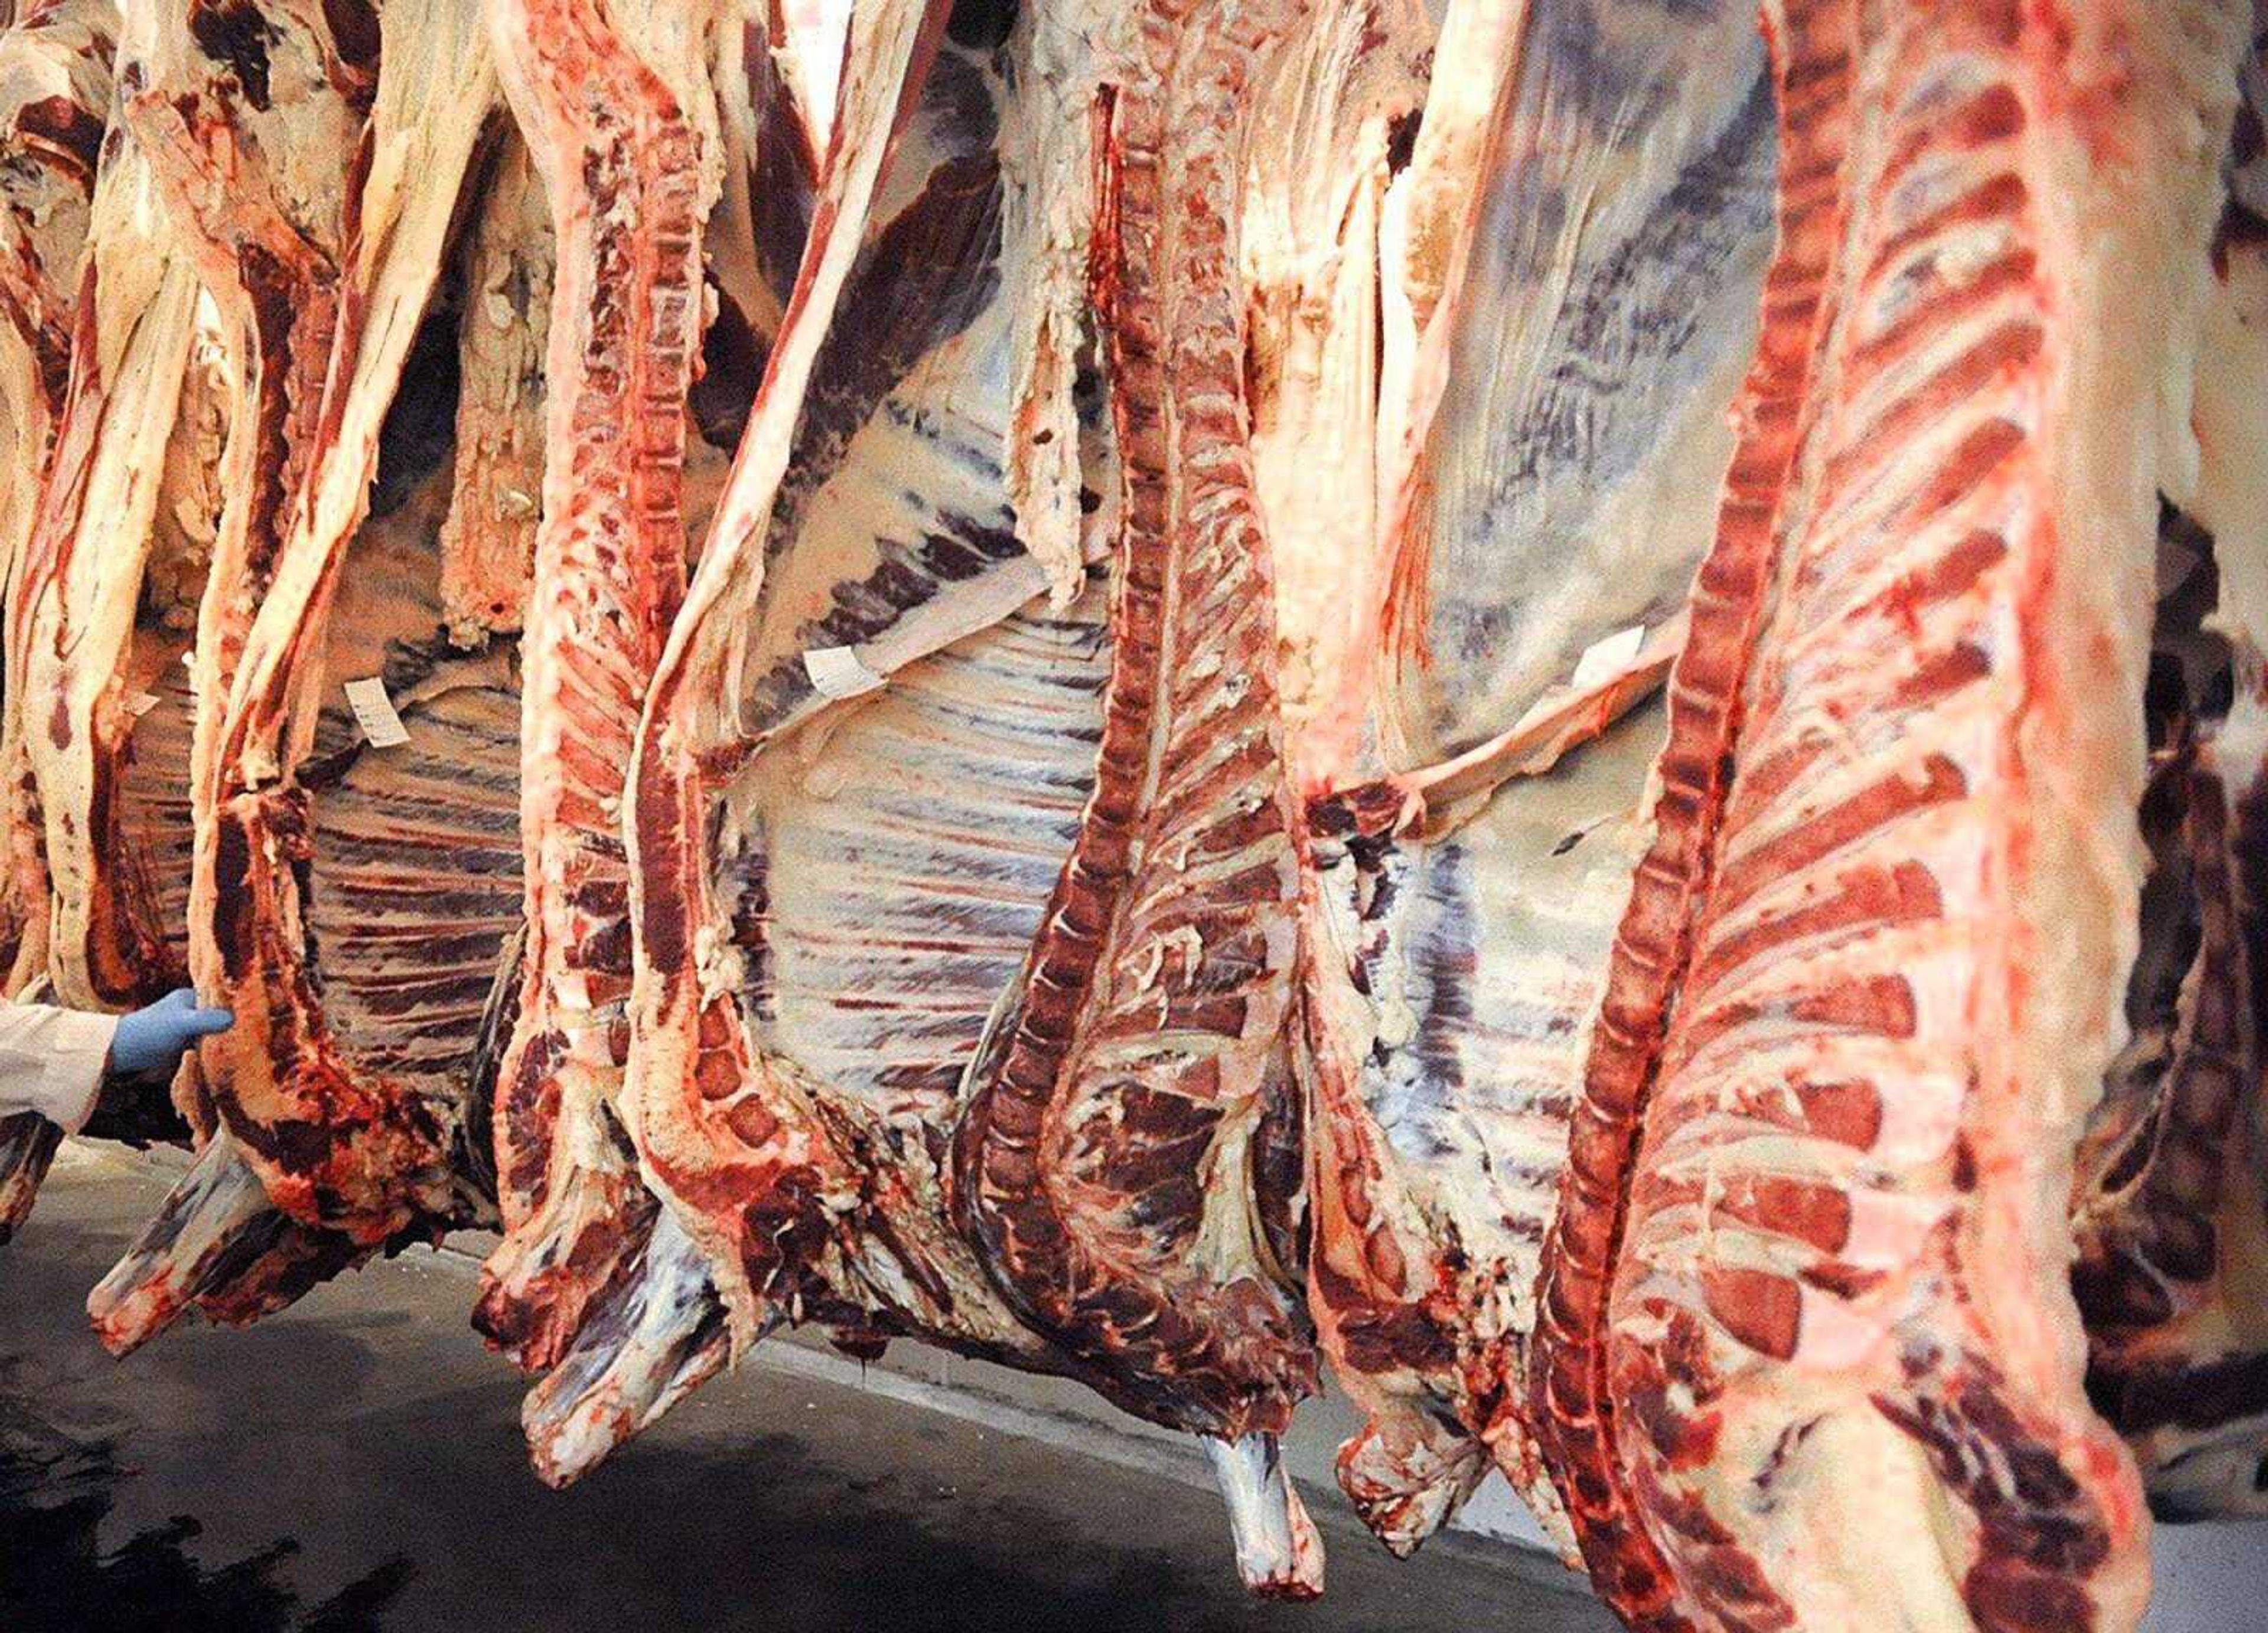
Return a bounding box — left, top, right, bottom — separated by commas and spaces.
24, 132, 206, 1009
997, 0, 1120, 609
2009, 0, 2245, 1439
1240, 0, 1428, 739
2193, 243, 2268, 660
1384, 0, 1774, 769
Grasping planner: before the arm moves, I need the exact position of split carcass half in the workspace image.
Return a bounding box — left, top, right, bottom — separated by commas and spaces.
0, 77, 220, 1247
87, 0, 522, 1347
474, 0, 804, 1376
1295, 0, 1778, 1562
523, 0, 1063, 1478
506, 0, 1226, 1512
0, 0, 110, 1236
1526, 3, 2248, 1630
477, 0, 996, 1411
2071, 21, 2268, 1523
76, 0, 790, 1345
941, 0, 1391, 1590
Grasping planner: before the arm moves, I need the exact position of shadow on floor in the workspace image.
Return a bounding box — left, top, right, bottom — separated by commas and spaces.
1, 1366, 413, 1631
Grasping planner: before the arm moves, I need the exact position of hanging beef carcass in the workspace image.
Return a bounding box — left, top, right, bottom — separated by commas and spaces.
1524, 2, 2249, 1630
84, 0, 527, 1344
0, 0, 111, 1236
501, 0, 1073, 1472
481, 0, 1068, 1411
1294, 0, 1778, 1560
88, 0, 803, 1351
941, 0, 1387, 1582
0, 0, 109, 987
0, 62, 219, 1244
945, 0, 1325, 1480
2071, 21, 2268, 1523
24, 126, 215, 1023
473, 0, 806, 1375
494, 0, 1016, 1447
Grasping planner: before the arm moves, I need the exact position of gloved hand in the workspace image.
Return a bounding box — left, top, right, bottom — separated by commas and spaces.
109, 988, 234, 1080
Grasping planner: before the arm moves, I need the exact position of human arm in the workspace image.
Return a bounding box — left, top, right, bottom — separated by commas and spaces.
0, 990, 234, 1133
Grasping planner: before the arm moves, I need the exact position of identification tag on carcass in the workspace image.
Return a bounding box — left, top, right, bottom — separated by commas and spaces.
1571, 624, 1647, 690
803, 645, 885, 702
344, 676, 412, 749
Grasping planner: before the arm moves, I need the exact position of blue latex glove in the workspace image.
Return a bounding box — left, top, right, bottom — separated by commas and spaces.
110, 988, 234, 1078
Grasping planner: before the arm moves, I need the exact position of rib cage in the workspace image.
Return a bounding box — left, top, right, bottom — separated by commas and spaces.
739, 599, 1106, 1123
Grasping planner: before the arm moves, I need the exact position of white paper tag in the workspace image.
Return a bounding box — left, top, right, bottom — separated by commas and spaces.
1571, 624, 1647, 691
125, 690, 162, 719
802, 645, 884, 702
343, 676, 410, 748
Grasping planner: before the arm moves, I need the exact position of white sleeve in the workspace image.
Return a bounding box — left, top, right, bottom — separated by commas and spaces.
0, 1002, 119, 1133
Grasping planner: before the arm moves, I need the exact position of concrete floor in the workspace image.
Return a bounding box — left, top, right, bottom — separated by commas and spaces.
0, 1147, 1618, 1633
